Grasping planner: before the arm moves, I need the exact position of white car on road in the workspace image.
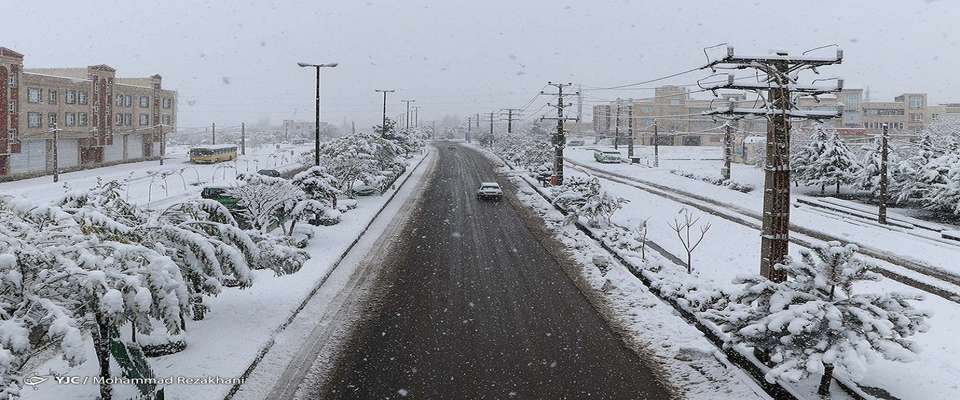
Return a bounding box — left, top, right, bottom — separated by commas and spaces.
476, 182, 503, 201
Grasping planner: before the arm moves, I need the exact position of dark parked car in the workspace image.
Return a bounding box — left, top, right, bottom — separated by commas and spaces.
257, 169, 282, 178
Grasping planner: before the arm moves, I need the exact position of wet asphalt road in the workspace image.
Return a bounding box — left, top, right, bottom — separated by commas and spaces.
313, 144, 674, 400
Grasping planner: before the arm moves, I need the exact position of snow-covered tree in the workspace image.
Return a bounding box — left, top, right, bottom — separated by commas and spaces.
796, 127, 860, 195
704, 242, 930, 395
291, 166, 342, 209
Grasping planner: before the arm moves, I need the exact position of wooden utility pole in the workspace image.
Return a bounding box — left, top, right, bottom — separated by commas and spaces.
722, 123, 732, 180
466, 117, 472, 143
488, 112, 495, 147
653, 120, 659, 167
401, 99, 415, 130
613, 99, 622, 150
540, 82, 579, 186
878, 123, 889, 224
240, 122, 246, 155
211, 122, 216, 145
51, 124, 61, 183
702, 47, 843, 282
375, 89, 395, 134
627, 99, 634, 158
502, 108, 522, 133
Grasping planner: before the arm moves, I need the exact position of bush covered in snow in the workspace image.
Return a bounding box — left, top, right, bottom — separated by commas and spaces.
491, 124, 553, 171
0, 177, 312, 398
792, 125, 861, 195
548, 175, 628, 227
703, 242, 930, 395
670, 169, 755, 193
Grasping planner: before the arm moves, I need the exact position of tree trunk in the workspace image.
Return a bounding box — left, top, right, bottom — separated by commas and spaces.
820, 184, 825, 194
687, 253, 692, 274
93, 313, 113, 400
836, 181, 841, 195
818, 364, 834, 396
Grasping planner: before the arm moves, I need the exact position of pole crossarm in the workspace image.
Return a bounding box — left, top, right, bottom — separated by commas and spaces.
702, 105, 843, 120
707, 46, 843, 69
701, 74, 843, 95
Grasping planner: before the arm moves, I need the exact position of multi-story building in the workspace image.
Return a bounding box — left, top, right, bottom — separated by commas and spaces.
0, 47, 176, 180
591, 85, 938, 147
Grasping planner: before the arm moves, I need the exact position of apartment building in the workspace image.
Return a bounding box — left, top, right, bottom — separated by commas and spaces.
591, 84, 941, 147
0, 46, 176, 180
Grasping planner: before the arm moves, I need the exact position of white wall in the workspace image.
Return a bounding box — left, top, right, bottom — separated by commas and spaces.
104, 136, 124, 162
127, 133, 144, 159
8, 139, 47, 174
57, 139, 79, 169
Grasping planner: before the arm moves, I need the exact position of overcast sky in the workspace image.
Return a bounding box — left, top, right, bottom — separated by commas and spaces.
5, 0, 959, 129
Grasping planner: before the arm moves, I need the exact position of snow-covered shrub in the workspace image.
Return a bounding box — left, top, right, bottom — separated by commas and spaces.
792, 126, 861, 195
492, 127, 552, 171
703, 242, 930, 395
292, 165, 342, 209
670, 169, 754, 193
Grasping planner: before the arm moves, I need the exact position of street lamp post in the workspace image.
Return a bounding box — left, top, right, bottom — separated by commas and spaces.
297, 61, 339, 166
48, 123, 61, 183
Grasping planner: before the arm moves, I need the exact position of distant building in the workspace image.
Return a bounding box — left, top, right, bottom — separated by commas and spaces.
590, 84, 941, 147
0, 46, 176, 180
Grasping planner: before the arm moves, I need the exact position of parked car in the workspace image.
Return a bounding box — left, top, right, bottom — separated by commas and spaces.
200, 186, 250, 228
352, 185, 377, 196
476, 182, 503, 201
257, 169, 282, 178
567, 139, 585, 146
594, 150, 623, 163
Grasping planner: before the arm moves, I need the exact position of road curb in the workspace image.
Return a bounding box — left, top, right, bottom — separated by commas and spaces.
223, 149, 432, 400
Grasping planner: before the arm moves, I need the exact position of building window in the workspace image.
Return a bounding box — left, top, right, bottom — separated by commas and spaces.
115, 94, 123, 106
65, 113, 76, 127
78, 112, 88, 127
27, 112, 41, 128
124, 113, 132, 126
909, 96, 922, 109
115, 113, 123, 126
162, 98, 172, 109
139, 114, 150, 126
910, 113, 923, 122
139, 96, 149, 108
65, 90, 77, 104
78, 91, 88, 105
162, 114, 171, 125
8, 102, 15, 113
48, 113, 58, 127
8, 74, 16, 88
7, 129, 15, 140
27, 88, 42, 104
124, 95, 132, 107
48, 89, 58, 104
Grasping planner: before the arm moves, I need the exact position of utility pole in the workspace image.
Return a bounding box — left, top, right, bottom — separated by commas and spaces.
50, 123, 61, 183
721, 123, 732, 180
476, 113, 480, 128
627, 99, 634, 158
432, 120, 436, 139
540, 82, 579, 186
613, 99, 621, 150
241, 122, 246, 156
878, 123, 889, 224
501, 108, 522, 133
653, 120, 659, 167
703, 47, 843, 282
284, 123, 288, 142
466, 117, 472, 143
351, 121, 356, 134
488, 112, 495, 147
375, 89, 395, 134
211, 122, 216, 145
401, 99, 416, 130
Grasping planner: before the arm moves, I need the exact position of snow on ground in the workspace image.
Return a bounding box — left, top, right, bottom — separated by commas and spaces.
12, 146, 431, 400
566, 145, 960, 279
0, 143, 309, 208
561, 145, 960, 400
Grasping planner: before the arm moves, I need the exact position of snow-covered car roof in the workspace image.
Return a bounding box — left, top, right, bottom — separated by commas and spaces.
480, 182, 500, 187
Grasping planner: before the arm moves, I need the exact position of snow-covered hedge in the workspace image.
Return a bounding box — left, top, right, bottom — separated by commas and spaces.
670, 169, 755, 193
0, 179, 310, 398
